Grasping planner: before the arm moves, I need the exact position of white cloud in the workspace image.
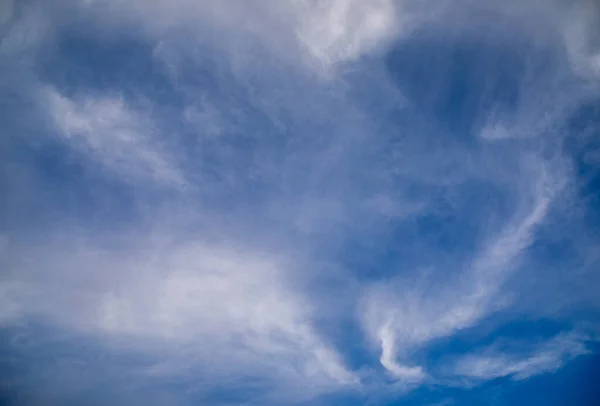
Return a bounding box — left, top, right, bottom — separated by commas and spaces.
292, 0, 401, 67
452, 331, 589, 381
1, 232, 356, 396
2, 0, 600, 403
54, 0, 406, 74
378, 322, 426, 381
43, 86, 186, 187
361, 158, 564, 381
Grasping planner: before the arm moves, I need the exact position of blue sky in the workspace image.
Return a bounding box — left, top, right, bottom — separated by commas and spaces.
1, 0, 600, 405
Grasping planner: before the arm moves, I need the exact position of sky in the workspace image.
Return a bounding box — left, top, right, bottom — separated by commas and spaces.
1, 0, 600, 405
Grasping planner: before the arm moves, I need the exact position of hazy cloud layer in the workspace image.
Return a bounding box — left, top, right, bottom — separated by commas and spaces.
1, 0, 599, 405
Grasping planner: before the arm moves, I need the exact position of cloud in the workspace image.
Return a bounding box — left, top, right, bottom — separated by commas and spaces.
0, 0, 15, 29
360, 155, 563, 381
452, 331, 589, 382
561, 0, 600, 79
378, 321, 426, 382
61, 0, 406, 77
1, 0, 600, 405
292, 0, 401, 67
1, 231, 357, 399
42, 86, 186, 187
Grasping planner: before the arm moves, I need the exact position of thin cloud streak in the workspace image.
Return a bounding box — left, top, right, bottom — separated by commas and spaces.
42, 86, 186, 187
361, 157, 564, 381
452, 331, 589, 382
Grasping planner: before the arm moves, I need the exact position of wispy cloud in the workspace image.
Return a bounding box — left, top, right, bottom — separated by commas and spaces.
292, 0, 401, 67
75, 0, 405, 72
42, 86, 186, 187
2, 231, 357, 399
562, 0, 600, 79
361, 156, 563, 381
1, 0, 600, 405
452, 331, 589, 382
